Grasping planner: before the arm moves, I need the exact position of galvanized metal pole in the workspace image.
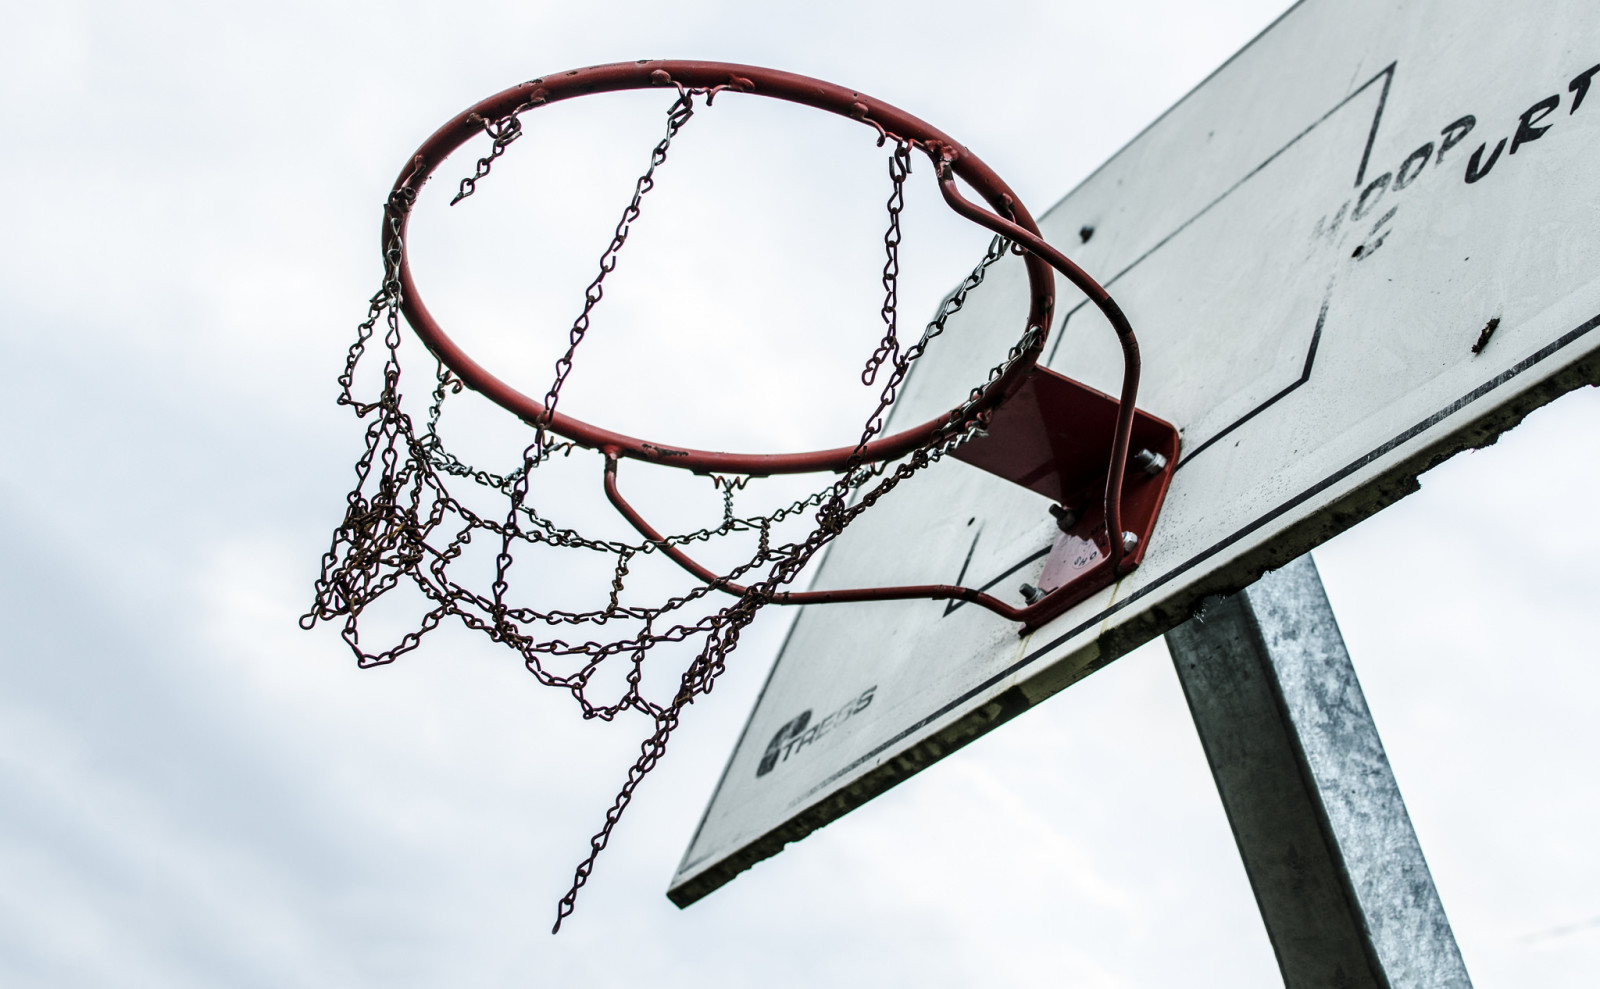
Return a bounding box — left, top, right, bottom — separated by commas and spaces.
1164, 554, 1472, 989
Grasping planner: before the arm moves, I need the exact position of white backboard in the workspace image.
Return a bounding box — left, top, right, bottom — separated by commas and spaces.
670, 0, 1600, 906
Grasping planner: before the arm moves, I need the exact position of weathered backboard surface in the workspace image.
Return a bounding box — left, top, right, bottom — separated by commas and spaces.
669, 0, 1600, 906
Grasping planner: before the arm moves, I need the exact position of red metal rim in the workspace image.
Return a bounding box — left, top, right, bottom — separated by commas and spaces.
387, 59, 1058, 475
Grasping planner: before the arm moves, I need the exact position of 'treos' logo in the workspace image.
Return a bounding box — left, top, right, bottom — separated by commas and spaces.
755, 686, 875, 778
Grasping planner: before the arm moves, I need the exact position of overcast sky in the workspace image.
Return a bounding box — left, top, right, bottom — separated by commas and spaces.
1, 1, 1597, 986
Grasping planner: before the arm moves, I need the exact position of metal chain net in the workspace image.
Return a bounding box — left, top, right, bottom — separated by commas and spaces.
302, 88, 1029, 931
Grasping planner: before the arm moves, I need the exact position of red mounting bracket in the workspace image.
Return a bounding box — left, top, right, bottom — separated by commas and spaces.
951, 366, 1180, 631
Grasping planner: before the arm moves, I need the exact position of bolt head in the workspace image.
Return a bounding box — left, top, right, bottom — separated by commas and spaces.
1049, 503, 1079, 532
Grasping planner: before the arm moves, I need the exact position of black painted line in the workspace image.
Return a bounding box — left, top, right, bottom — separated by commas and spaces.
1033, 0, 1316, 227
941, 528, 984, 617
1104, 63, 1393, 296
1354, 63, 1394, 187
1046, 62, 1395, 368
941, 543, 1052, 618
1176, 282, 1334, 467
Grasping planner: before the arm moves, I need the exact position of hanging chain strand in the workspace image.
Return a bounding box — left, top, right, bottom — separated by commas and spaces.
862, 142, 911, 385
533, 89, 698, 455
303, 99, 1024, 934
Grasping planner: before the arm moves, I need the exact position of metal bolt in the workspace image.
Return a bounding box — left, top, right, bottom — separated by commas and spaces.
1121, 531, 1139, 552
1048, 503, 1078, 533
1132, 448, 1168, 476
1019, 583, 1044, 604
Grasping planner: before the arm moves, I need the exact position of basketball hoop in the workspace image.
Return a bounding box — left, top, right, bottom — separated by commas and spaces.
304, 60, 1178, 930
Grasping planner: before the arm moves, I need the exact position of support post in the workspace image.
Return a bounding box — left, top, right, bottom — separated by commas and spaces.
1164, 554, 1472, 989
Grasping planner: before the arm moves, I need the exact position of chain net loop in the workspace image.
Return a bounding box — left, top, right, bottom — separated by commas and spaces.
303, 88, 1022, 932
